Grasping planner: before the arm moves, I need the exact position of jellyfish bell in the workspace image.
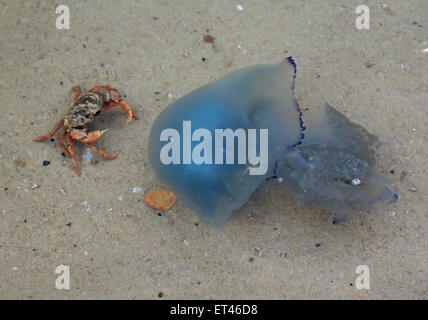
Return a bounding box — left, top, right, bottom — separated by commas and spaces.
149, 58, 303, 226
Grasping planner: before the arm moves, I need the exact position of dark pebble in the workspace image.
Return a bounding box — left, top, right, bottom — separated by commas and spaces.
43, 160, 50, 166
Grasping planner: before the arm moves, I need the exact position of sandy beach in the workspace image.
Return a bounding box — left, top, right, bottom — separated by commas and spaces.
0, 0, 426, 299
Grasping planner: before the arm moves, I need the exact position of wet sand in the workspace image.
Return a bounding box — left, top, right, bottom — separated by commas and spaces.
0, 0, 427, 299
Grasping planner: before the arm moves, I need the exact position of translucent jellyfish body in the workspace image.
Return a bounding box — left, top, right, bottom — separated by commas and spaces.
149, 58, 397, 226
149, 58, 303, 226
276, 103, 397, 222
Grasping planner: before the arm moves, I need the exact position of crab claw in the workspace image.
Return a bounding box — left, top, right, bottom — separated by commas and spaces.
80, 129, 109, 143
70, 129, 109, 143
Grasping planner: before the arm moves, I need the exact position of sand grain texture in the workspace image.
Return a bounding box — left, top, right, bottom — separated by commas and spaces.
0, 0, 427, 299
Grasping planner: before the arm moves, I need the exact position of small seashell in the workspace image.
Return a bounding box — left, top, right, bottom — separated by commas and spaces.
133, 187, 143, 193
144, 189, 178, 211
82, 147, 94, 164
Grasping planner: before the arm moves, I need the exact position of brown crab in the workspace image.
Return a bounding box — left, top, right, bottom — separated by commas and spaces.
34, 85, 138, 175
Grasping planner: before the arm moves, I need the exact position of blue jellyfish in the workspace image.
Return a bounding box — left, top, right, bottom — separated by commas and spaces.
149, 58, 396, 226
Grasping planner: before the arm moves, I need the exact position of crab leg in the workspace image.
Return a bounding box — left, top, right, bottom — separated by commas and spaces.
83, 142, 117, 160
89, 84, 117, 93
89, 84, 138, 123
57, 128, 71, 157
69, 128, 116, 158
119, 100, 138, 123
67, 134, 81, 176
103, 101, 139, 123
71, 85, 81, 101
33, 119, 64, 142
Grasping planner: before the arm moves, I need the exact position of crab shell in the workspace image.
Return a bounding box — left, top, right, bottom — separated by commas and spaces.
64, 92, 105, 130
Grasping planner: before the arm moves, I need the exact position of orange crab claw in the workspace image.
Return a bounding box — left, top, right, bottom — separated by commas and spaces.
70, 129, 109, 143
